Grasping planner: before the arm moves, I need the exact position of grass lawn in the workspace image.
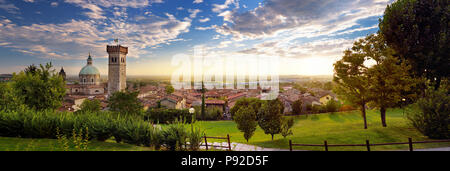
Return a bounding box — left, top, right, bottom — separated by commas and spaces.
193, 108, 450, 151
0, 137, 153, 151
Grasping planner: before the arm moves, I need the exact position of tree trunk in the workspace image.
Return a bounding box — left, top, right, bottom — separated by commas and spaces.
362, 104, 367, 129
380, 107, 387, 127
271, 134, 274, 141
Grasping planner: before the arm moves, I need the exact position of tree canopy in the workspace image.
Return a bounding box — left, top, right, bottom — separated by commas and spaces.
380, 0, 449, 89
107, 91, 143, 115
11, 63, 66, 111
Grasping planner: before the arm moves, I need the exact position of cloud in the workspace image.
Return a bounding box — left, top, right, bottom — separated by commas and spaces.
195, 25, 215, 31
212, 0, 239, 13
0, 11, 191, 60
198, 17, 210, 23
188, 9, 201, 18
193, 0, 203, 4
0, 1, 19, 14
215, 0, 390, 39
51, 2, 59, 7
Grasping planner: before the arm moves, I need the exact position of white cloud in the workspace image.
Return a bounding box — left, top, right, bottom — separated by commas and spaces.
0, 10, 191, 60
199, 17, 210, 23
177, 7, 184, 10
23, 0, 35, 2
193, 0, 203, 4
195, 25, 215, 31
215, 0, 390, 39
51, 2, 59, 7
212, 0, 239, 13
188, 9, 201, 18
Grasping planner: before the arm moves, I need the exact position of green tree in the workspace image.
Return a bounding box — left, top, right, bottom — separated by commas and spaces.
257, 99, 284, 140
292, 99, 303, 115
165, 85, 174, 94
230, 97, 263, 119
107, 91, 143, 115
380, 0, 449, 89
11, 63, 66, 111
280, 117, 294, 138
234, 106, 257, 142
333, 40, 371, 129
0, 83, 24, 111
406, 86, 449, 139
78, 99, 102, 113
362, 34, 417, 127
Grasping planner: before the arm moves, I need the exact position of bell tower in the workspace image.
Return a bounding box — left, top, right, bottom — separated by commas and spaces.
107, 44, 128, 96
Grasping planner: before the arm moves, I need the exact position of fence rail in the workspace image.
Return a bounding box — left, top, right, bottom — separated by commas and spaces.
289, 138, 450, 151
200, 134, 232, 151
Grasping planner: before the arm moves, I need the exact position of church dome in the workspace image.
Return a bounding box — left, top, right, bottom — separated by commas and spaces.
79, 65, 100, 75
79, 53, 100, 76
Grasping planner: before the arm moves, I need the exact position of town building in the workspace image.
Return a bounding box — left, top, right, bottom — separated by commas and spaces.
0, 74, 12, 82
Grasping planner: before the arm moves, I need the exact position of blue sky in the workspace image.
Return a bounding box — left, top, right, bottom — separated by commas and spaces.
0, 0, 391, 76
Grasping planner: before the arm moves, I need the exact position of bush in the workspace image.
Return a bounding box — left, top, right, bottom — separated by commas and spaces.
0, 109, 208, 150
406, 87, 449, 139
325, 99, 341, 113
339, 105, 355, 112
145, 108, 193, 124
77, 99, 102, 113
161, 122, 188, 151
194, 106, 222, 121
187, 124, 204, 151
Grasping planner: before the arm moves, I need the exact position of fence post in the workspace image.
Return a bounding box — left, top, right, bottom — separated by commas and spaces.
366, 140, 371, 151
289, 140, 292, 151
408, 138, 413, 151
227, 134, 231, 151
324, 140, 328, 151
204, 135, 208, 151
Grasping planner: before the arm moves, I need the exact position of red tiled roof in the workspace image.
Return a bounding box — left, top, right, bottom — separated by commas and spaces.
205, 99, 225, 105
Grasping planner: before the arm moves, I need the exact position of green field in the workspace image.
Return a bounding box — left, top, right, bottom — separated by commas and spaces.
0, 137, 152, 151
193, 108, 450, 151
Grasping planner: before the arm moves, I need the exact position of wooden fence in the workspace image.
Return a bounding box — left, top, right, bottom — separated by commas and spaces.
201, 134, 232, 151
289, 138, 450, 151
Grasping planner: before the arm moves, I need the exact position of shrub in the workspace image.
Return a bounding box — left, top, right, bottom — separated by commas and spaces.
325, 99, 341, 113
145, 108, 193, 124
406, 87, 449, 139
77, 99, 102, 113
194, 106, 222, 121
187, 124, 204, 151
161, 122, 188, 151
339, 105, 355, 112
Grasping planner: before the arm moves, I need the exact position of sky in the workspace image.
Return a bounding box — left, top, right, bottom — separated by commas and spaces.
0, 0, 392, 76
